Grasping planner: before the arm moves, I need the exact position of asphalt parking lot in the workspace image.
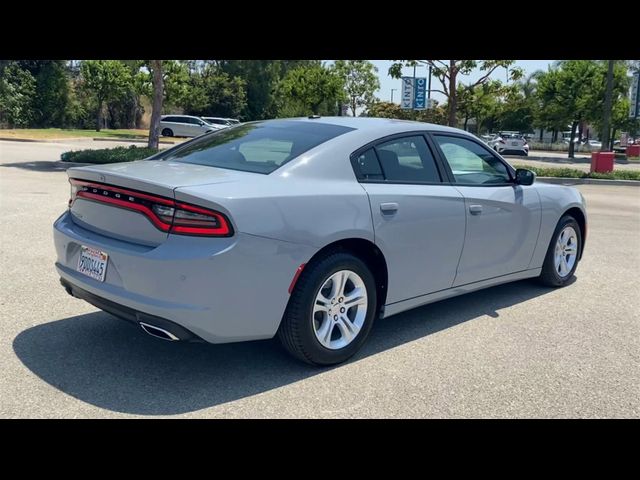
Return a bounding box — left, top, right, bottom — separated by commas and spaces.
1, 139, 638, 418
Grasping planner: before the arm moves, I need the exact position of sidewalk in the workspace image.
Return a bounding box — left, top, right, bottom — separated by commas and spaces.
504, 151, 640, 172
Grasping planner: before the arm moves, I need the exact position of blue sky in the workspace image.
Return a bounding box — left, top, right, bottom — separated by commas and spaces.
359, 60, 555, 104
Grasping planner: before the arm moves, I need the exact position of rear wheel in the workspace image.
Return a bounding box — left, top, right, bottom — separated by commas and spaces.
278, 252, 377, 365
161, 128, 173, 137
538, 215, 581, 287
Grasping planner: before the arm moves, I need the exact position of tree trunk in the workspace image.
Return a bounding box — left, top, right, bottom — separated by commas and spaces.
568, 120, 578, 158
351, 99, 357, 117
578, 122, 584, 144
148, 60, 164, 150
448, 63, 457, 127
610, 128, 617, 151
539, 129, 543, 142
463, 115, 469, 131
95, 100, 102, 132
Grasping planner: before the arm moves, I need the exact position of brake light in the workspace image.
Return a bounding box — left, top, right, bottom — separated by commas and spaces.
499, 139, 506, 144
69, 179, 232, 237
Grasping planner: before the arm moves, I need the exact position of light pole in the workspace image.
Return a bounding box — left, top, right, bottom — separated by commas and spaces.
391, 88, 398, 103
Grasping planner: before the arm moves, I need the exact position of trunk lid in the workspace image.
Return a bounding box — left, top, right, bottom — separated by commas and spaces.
67, 160, 250, 246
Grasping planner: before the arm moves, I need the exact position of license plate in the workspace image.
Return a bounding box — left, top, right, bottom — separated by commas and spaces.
511, 141, 519, 146
77, 246, 108, 282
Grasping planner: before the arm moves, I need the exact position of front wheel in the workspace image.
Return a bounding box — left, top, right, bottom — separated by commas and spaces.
278, 252, 377, 365
161, 128, 173, 137
538, 215, 582, 287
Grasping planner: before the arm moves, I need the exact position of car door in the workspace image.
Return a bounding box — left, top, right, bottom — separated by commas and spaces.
354, 134, 466, 304
185, 117, 202, 137
431, 133, 541, 286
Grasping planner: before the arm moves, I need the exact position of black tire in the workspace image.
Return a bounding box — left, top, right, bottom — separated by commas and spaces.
161, 128, 173, 137
278, 251, 377, 366
538, 215, 582, 287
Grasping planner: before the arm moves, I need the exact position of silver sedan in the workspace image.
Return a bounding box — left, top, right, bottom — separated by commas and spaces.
53, 117, 587, 365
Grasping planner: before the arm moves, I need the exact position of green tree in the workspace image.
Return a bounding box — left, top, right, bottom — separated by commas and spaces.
456, 80, 504, 133
366, 100, 448, 125
0, 61, 36, 127
219, 60, 319, 120
366, 101, 414, 120
536, 60, 629, 157
277, 63, 345, 116
389, 60, 522, 127
33, 61, 71, 127
80, 60, 134, 131
181, 64, 247, 119
333, 60, 380, 116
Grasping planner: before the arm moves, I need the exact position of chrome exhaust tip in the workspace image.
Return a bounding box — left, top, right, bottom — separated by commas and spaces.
139, 322, 180, 341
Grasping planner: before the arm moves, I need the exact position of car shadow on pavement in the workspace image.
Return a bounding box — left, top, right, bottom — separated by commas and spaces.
13, 279, 559, 416
0, 161, 87, 172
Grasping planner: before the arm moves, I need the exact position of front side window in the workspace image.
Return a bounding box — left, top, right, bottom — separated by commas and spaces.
158, 120, 354, 174
374, 135, 440, 183
434, 135, 511, 185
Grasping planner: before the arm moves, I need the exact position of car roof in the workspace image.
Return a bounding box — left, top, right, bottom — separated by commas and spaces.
266, 116, 463, 135
161, 114, 199, 118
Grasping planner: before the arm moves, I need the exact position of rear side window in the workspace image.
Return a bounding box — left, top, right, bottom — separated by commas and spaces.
163, 116, 177, 123
158, 120, 354, 174
353, 149, 384, 180
375, 135, 441, 183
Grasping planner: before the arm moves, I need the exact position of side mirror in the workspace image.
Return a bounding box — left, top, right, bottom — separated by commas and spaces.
515, 168, 535, 186
198, 120, 205, 126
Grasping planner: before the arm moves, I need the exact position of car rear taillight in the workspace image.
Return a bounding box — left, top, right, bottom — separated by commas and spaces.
499, 139, 506, 144
69, 179, 232, 237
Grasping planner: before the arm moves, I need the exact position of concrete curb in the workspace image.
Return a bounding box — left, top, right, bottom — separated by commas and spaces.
0, 137, 42, 143
504, 154, 592, 162
92, 137, 176, 145
537, 177, 640, 187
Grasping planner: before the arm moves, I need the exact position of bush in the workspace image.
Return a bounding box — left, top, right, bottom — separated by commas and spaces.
61, 145, 158, 164
513, 164, 640, 181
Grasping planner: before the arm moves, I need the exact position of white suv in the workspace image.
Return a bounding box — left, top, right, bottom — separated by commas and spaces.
488, 132, 529, 156
159, 115, 221, 138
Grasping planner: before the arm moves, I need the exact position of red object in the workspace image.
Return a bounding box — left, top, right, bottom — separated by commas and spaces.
288, 263, 306, 294
69, 178, 232, 237
627, 145, 640, 157
590, 152, 615, 173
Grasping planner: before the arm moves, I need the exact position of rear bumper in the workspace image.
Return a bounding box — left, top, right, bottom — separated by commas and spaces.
499, 148, 529, 155
60, 277, 203, 342
53, 211, 316, 343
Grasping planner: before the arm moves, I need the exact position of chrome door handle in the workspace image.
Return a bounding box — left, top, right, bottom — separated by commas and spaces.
380, 202, 399, 214
469, 204, 483, 215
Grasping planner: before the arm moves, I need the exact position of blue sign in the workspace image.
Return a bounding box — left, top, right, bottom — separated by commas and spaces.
413, 77, 427, 110
401, 77, 414, 109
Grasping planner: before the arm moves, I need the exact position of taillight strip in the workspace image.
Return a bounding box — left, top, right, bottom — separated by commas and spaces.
71, 179, 175, 205
76, 191, 171, 231
69, 178, 233, 237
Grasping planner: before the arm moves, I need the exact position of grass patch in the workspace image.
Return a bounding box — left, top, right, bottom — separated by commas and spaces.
513, 164, 640, 181
61, 145, 158, 164
0, 128, 151, 140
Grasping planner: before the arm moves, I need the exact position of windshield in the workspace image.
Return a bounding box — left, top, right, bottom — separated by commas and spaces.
157, 120, 354, 174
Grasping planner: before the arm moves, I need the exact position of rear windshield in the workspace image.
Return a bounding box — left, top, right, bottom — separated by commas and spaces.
157, 120, 354, 174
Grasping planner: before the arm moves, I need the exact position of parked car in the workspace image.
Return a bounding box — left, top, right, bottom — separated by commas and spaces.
202, 117, 234, 127
586, 139, 602, 150
224, 118, 240, 125
53, 117, 586, 365
159, 115, 221, 138
488, 132, 529, 156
